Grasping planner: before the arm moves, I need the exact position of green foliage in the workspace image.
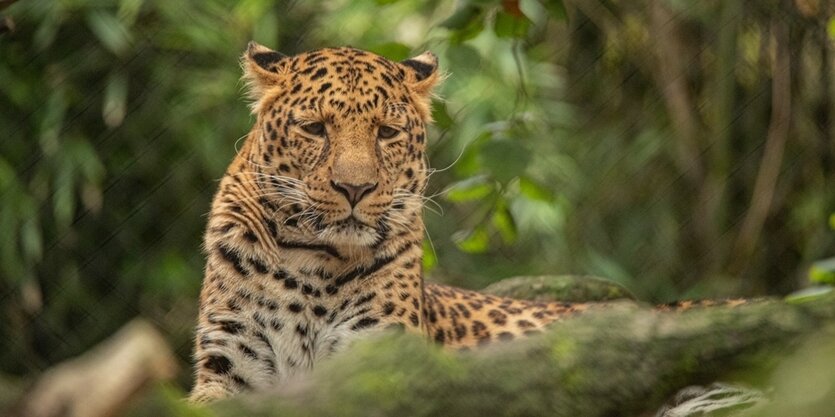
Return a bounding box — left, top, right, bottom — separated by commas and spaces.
810, 258, 835, 286
809, 214, 835, 285
0, 0, 274, 375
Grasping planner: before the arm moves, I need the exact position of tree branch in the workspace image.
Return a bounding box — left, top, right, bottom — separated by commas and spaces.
733, 18, 792, 272
648, 0, 705, 184
8, 320, 178, 417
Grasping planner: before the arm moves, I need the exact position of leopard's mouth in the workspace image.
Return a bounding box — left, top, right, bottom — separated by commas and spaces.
334, 215, 375, 229
327, 216, 379, 237
314, 215, 382, 247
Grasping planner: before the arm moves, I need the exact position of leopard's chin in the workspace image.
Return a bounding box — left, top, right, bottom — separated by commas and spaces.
317, 217, 381, 248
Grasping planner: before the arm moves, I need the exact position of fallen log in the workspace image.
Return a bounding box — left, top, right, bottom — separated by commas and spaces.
9, 282, 833, 417
8, 320, 178, 417
202, 288, 835, 417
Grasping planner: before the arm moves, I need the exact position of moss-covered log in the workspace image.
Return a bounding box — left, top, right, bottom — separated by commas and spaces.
201, 289, 835, 417
481, 275, 636, 302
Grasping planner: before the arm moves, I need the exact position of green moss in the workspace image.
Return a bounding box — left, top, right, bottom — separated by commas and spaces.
550, 338, 578, 363
482, 275, 637, 303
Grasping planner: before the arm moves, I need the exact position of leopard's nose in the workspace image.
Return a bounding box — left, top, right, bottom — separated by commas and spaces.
330, 180, 377, 207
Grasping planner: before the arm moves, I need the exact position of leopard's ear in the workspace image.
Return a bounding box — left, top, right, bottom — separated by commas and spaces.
399, 51, 441, 120
400, 51, 440, 96
242, 41, 287, 102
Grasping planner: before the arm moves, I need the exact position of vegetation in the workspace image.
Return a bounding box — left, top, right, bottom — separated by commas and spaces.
1, 0, 833, 412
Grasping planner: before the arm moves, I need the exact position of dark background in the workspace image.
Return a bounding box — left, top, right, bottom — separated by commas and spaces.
1, 0, 833, 392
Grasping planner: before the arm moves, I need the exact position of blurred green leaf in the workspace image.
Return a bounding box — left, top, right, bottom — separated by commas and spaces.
0, 66, 29, 108
72, 138, 106, 184
0, 157, 16, 192
541, 0, 567, 21
422, 239, 437, 271
53, 153, 76, 231
103, 73, 128, 128
587, 249, 634, 288
431, 100, 455, 130
146, 253, 194, 295
369, 42, 412, 61
494, 10, 531, 38
829, 213, 835, 230
445, 44, 482, 75
443, 4, 486, 44
50, 138, 104, 230
0, 159, 21, 283
445, 176, 494, 202
39, 90, 67, 156
0, 209, 22, 283
785, 286, 833, 303
20, 218, 42, 263
492, 202, 517, 244
519, 177, 553, 201
449, 18, 485, 44
480, 139, 531, 183
33, 7, 62, 50
453, 131, 491, 176
441, 4, 482, 30
253, 8, 279, 47
810, 258, 835, 285
234, 0, 273, 22
0, 157, 38, 285
454, 225, 490, 254
86, 10, 132, 55
117, 0, 145, 26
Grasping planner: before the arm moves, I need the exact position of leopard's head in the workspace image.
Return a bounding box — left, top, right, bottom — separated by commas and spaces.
241, 42, 439, 248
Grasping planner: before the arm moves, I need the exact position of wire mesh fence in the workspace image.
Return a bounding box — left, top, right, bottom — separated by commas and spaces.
0, 0, 834, 414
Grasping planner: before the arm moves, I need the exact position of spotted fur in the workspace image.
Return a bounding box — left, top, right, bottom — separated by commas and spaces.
190, 43, 594, 402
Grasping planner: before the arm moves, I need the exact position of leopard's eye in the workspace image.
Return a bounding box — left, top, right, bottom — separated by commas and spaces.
377, 125, 399, 139
301, 122, 326, 136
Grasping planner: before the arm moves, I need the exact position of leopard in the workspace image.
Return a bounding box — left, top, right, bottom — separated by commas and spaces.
189, 42, 597, 403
